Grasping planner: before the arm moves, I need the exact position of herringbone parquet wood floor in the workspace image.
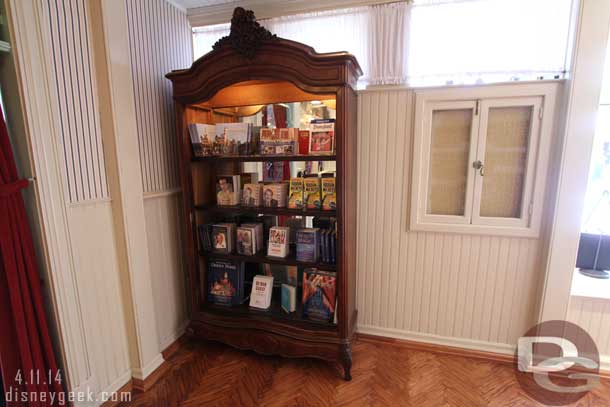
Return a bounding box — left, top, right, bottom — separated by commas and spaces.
123, 337, 610, 407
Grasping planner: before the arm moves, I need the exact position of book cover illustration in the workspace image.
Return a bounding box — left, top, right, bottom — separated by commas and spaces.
263, 162, 284, 182
321, 176, 336, 210
302, 269, 337, 321
309, 119, 335, 155
216, 175, 239, 206
242, 183, 261, 207
211, 223, 234, 253
207, 260, 244, 306
236, 227, 254, 256
288, 178, 304, 209
304, 177, 321, 209
263, 183, 287, 208
296, 228, 320, 262
188, 123, 215, 157
267, 226, 289, 258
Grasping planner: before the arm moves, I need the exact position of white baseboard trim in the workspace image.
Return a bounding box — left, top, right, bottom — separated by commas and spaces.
94, 369, 132, 406
357, 325, 516, 356
131, 353, 165, 380
159, 320, 189, 351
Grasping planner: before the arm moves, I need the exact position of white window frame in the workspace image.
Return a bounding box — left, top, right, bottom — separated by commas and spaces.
410, 82, 559, 238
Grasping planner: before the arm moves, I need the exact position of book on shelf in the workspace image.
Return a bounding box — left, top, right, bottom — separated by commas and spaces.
267, 226, 290, 258
198, 224, 212, 252
296, 228, 320, 263
309, 119, 335, 155
240, 223, 264, 254
284, 217, 305, 245
288, 178, 304, 209
216, 122, 252, 155
211, 223, 235, 254
249, 274, 274, 310
321, 174, 336, 211
207, 260, 245, 306
188, 123, 215, 157
263, 183, 288, 208
281, 284, 297, 313
302, 269, 337, 322
242, 183, 262, 207
330, 230, 337, 264
298, 130, 310, 155
263, 162, 284, 182
259, 128, 298, 155
304, 175, 321, 209
216, 175, 240, 206
236, 226, 254, 256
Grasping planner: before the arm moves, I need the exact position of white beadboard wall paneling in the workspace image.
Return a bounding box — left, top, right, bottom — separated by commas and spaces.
567, 297, 610, 357
143, 191, 188, 349
67, 201, 131, 394
126, 0, 192, 194
46, 0, 109, 203
356, 89, 544, 347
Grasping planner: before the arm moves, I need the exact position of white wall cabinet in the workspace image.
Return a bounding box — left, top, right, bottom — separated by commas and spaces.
411, 83, 558, 237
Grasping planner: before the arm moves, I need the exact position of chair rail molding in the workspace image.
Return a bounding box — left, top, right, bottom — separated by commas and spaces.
5, 0, 96, 394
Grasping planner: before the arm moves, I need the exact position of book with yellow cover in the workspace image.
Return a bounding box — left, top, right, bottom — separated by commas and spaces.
304, 176, 321, 209
321, 175, 336, 210
288, 178, 304, 209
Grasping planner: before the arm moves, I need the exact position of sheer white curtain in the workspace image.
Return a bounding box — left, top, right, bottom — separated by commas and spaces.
407, 0, 574, 86
191, 3, 410, 87
192, 0, 574, 87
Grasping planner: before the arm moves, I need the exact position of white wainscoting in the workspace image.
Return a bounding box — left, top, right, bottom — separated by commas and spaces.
356, 89, 545, 350
143, 190, 188, 350
567, 296, 610, 367
66, 200, 131, 395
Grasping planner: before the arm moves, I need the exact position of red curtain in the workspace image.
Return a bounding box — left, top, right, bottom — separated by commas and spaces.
0, 111, 64, 405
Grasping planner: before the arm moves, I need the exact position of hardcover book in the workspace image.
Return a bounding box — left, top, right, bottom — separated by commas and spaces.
242, 183, 262, 207
207, 260, 244, 306
188, 123, 215, 157
321, 175, 336, 210
288, 178, 304, 209
296, 228, 320, 262
249, 275, 274, 309
263, 162, 284, 182
236, 227, 254, 256
302, 269, 337, 321
216, 123, 251, 155
216, 175, 240, 206
298, 130, 310, 155
263, 183, 288, 208
267, 226, 290, 258
309, 119, 335, 155
198, 224, 212, 251
304, 176, 321, 209
281, 284, 296, 313
240, 223, 264, 253
211, 223, 235, 254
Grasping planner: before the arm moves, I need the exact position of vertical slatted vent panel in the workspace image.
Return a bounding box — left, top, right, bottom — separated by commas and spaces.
126, 0, 192, 193
46, 0, 109, 203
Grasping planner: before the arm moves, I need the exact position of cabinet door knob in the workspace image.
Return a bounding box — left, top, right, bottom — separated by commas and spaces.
473, 160, 485, 176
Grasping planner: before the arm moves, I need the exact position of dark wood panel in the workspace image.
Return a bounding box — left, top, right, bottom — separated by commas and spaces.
201, 251, 337, 271
191, 154, 336, 163
195, 204, 337, 217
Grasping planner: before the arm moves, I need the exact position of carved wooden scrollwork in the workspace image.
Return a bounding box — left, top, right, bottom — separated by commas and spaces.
213, 7, 278, 59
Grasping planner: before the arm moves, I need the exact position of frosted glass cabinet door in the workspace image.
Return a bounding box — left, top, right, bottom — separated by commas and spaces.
423, 101, 479, 224
473, 97, 542, 227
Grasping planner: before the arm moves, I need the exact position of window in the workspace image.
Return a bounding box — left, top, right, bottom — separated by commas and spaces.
410, 83, 558, 237
192, 0, 575, 88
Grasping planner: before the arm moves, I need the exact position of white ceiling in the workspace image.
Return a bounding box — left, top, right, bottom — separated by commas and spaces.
170, 0, 242, 10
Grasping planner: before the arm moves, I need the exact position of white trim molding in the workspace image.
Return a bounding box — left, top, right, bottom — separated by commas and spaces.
539, 0, 610, 322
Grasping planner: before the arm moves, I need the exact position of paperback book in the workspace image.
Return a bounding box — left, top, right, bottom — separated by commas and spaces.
249, 275, 274, 309
242, 183, 262, 207
298, 130, 310, 155
304, 176, 321, 209
267, 226, 290, 258
296, 228, 320, 262
240, 223, 264, 254
288, 178, 304, 209
321, 175, 336, 210
188, 123, 215, 157
207, 260, 245, 306
216, 123, 252, 155
281, 284, 297, 313
309, 119, 335, 155
216, 175, 240, 206
263, 183, 288, 208
236, 227, 254, 256
302, 269, 337, 322
211, 223, 235, 254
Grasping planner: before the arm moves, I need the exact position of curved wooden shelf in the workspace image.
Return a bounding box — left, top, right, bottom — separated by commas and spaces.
195, 204, 336, 218
200, 251, 337, 271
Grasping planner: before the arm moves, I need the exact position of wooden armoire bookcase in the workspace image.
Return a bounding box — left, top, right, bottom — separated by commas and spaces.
166, 8, 361, 380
